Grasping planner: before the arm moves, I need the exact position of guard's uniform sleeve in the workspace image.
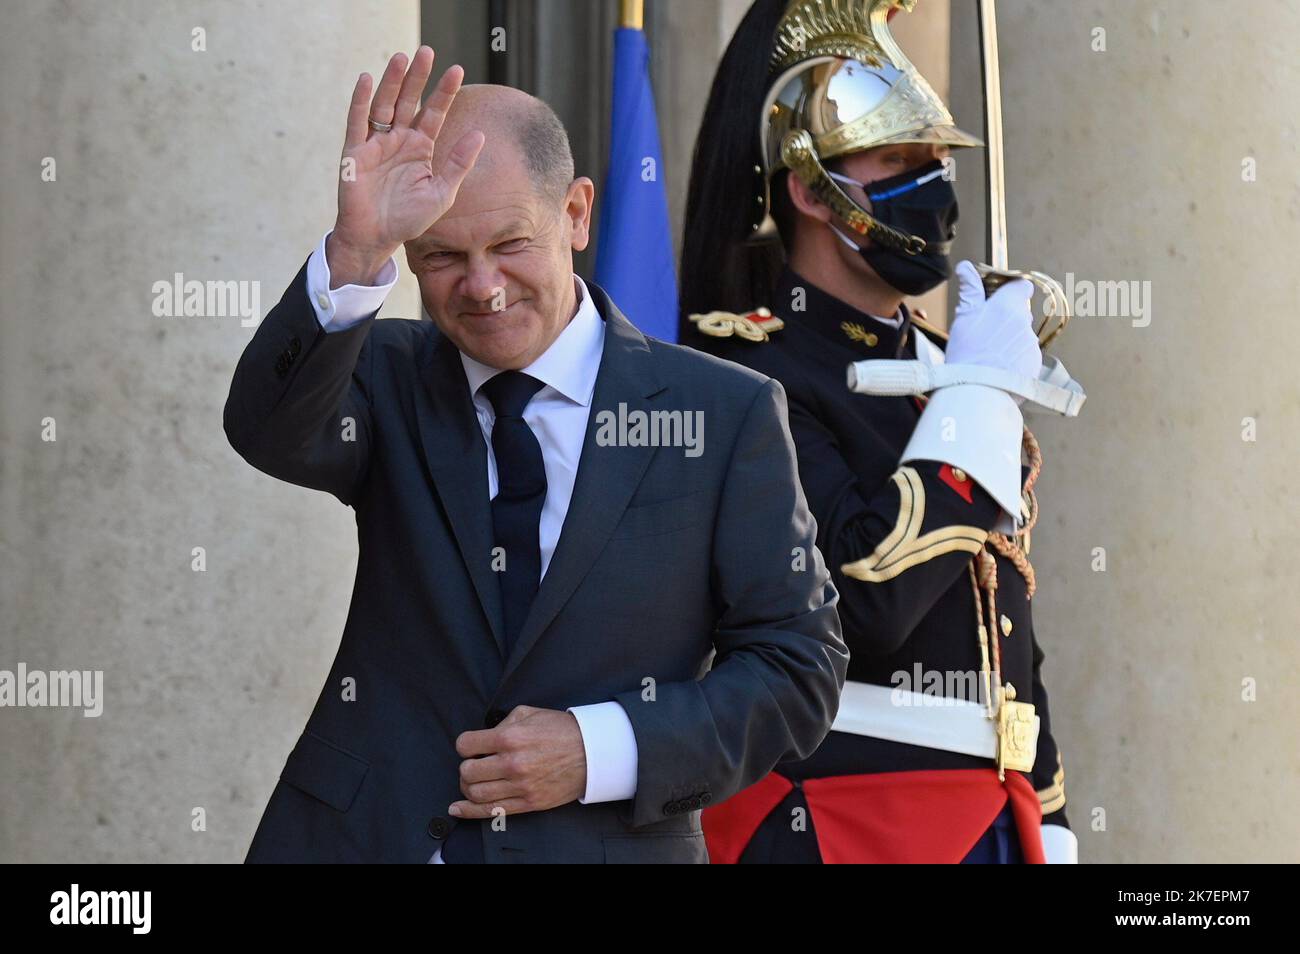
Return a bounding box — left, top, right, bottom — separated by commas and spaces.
1028, 620, 1069, 829
783, 395, 1008, 657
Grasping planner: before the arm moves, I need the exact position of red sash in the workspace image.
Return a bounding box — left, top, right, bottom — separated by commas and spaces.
702, 768, 1045, 864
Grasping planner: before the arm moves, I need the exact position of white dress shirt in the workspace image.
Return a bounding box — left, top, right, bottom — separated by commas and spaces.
305, 231, 639, 863
870, 307, 905, 330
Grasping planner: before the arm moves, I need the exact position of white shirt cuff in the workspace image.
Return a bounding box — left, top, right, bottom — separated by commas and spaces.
900, 384, 1026, 528
307, 229, 398, 332
567, 701, 639, 803
1040, 823, 1079, 864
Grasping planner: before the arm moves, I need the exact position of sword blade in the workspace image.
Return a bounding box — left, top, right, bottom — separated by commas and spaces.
978, 0, 1008, 270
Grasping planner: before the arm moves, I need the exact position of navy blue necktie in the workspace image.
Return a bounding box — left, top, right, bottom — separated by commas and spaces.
481, 370, 547, 657
440, 370, 547, 866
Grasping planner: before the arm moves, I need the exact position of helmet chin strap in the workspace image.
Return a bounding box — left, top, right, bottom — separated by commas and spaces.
825, 167, 955, 257
826, 198, 954, 261
780, 130, 928, 256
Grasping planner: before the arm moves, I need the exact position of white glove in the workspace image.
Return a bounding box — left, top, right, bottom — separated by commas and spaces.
1040, 823, 1079, 864
945, 261, 1043, 404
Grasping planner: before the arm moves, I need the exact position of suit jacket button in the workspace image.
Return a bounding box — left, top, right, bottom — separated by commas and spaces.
700, 791, 712, 806
288, 336, 301, 356
274, 355, 289, 375
485, 708, 507, 728
663, 800, 680, 816
687, 795, 702, 810
427, 816, 451, 840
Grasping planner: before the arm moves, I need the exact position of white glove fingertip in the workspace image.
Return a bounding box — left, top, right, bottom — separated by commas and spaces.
953, 261, 986, 310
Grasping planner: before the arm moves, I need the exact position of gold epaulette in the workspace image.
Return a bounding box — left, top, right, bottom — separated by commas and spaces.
689, 307, 784, 343
907, 305, 949, 342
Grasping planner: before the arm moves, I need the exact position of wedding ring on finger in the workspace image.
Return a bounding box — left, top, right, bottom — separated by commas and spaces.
367, 117, 394, 133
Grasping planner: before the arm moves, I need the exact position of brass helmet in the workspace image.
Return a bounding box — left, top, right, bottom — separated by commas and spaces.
756, 0, 982, 253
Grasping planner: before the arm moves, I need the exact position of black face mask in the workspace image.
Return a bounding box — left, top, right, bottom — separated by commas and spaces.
827, 158, 959, 296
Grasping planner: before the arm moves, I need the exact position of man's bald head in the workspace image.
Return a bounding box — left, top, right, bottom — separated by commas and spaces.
434, 84, 575, 201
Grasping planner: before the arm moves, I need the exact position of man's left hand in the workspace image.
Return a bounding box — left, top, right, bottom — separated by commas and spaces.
449, 705, 587, 818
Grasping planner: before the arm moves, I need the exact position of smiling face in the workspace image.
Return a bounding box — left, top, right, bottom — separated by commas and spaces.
404, 86, 593, 370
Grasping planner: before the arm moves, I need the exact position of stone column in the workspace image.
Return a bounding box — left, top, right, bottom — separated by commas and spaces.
951, 0, 1300, 862
0, 0, 420, 862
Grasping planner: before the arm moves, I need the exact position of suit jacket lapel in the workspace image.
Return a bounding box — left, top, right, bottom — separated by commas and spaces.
416, 334, 507, 657
496, 284, 666, 688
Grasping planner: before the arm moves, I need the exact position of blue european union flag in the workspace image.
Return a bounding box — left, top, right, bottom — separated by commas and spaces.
594, 27, 679, 342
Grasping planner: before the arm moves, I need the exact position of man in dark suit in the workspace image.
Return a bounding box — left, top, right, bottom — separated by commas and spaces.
224, 46, 846, 863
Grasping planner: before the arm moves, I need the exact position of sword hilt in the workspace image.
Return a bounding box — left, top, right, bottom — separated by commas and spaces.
975, 263, 1071, 350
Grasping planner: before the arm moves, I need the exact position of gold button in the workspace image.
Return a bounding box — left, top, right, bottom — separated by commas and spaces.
1000, 614, 1013, 636
864, 332, 878, 347
952, 467, 967, 482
